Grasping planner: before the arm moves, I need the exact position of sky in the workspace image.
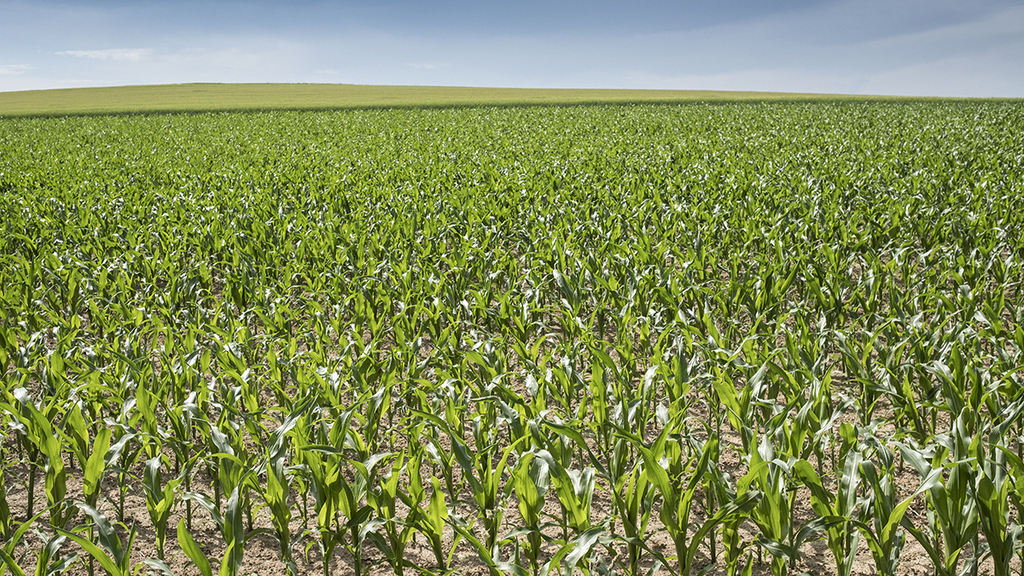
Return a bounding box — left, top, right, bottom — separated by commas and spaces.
1, 0, 1023, 97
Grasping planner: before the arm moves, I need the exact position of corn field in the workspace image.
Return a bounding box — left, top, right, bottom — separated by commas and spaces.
1, 101, 1024, 576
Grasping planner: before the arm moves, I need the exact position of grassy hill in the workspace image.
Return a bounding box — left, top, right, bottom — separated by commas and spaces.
0, 82, 895, 117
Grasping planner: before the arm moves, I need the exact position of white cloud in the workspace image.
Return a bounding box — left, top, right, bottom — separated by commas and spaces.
55, 48, 152, 61
622, 68, 864, 95
867, 5, 1024, 48
314, 68, 340, 75
855, 44, 1024, 97
159, 42, 302, 74
0, 64, 31, 75
407, 62, 448, 70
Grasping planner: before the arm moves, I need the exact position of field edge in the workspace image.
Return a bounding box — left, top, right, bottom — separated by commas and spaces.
0, 82, 978, 117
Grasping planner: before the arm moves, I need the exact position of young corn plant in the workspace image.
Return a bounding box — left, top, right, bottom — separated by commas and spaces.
58, 504, 139, 576
255, 397, 311, 576
421, 425, 464, 514
298, 404, 386, 576
183, 464, 250, 576
298, 435, 346, 576
59, 405, 113, 511
2, 388, 73, 529
366, 449, 424, 576
738, 434, 798, 576
524, 433, 596, 543
420, 476, 454, 572
0, 466, 9, 542
173, 519, 213, 576
141, 454, 182, 561
713, 470, 758, 576
711, 360, 762, 456
854, 441, 940, 576
996, 444, 1024, 576
415, 407, 528, 560
0, 506, 60, 576
609, 460, 659, 576
104, 408, 143, 523
550, 463, 596, 537
0, 533, 75, 576
971, 429, 1020, 576
898, 429, 979, 576
335, 453, 391, 576
511, 450, 552, 576
836, 330, 888, 425
619, 427, 760, 576
791, 451, 862, 576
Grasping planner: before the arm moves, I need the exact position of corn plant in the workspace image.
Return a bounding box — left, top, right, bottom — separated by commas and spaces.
792, 453, 862, 576
252, 398, 311, 576
59, 405, 112, 511
58, 505, 138, 576
996, 444, 1024, 576
141, 454, 181, 561
738, 434, 799, 576
298, 438, 347, 576
365, 450, 423, 576
0, 506, 59, 576
0, 466, 9, 542
715, 472, 758, 576
1, 388, 73, 529
898, 435, 979, 576
511, 450, 551, 575
619, 427, 760, 575
0, 533, 75, 576
103, 413, 142, 523
183, 476, 249, 576
297, 404, 386, 576
416, 407, 527, 559
854, 441, 941, 576
609, 460, 659, 576
336, 453, 391, 576
971, 429, 1021, 576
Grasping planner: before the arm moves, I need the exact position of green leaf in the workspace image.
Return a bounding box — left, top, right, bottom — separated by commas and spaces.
0, 547, 27, 576
177, 519, 213, 576
55, 529, 122, 576
83, 427, 112, 501
562, 528, 605, 575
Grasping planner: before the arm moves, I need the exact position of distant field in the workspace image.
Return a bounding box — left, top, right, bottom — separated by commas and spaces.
0, 82, 904, 116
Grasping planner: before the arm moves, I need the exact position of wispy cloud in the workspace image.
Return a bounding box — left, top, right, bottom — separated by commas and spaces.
160, 43, 302, 74
867, 5, 1024, 48
407, 62, 448, 70
0, 64, 31, 75
314, 68, 340, 75
55, 48, 152, 61
623, 68, 862, 95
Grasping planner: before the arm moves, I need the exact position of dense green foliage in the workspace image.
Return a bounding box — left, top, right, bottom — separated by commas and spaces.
1, 101, 1023, 576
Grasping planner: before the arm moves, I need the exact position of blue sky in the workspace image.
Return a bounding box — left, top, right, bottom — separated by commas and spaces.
2, 0, 1023, 96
